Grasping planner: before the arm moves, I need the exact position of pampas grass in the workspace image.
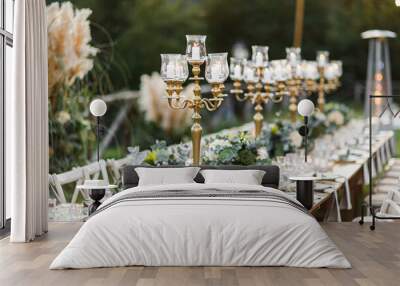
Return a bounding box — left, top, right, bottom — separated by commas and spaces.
139, 72, 193, 134
47, 1, 98, 97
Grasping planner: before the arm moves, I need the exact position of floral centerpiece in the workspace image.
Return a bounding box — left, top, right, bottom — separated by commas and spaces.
309, 102, 352, 139
138, 102, 352, 166
143, 140, 191, 166
202, 132, 265, 165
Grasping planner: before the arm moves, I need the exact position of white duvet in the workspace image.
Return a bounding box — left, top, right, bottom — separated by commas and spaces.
50, 183, 351, 269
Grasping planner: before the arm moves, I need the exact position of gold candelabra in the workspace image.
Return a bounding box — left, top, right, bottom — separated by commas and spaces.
230, 47, 342, 127
160, 36, 228, 165
231, 68, 285, 136
230, 46, 284, 137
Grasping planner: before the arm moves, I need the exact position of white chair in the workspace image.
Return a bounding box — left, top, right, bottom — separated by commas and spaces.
49, 167, 85, 204
378, 199, 400, 217
74, 160, 111, 203
384, 189, 400, 204
356, 189, 400, 222
49, 174, 66, 203
50, 160, 111, 204
107, 156, 135, 184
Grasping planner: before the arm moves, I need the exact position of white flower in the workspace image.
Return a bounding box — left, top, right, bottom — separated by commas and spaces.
209, 139, 232, 150
138, 72, 192, 133
289, 131, 303, 147
185, 158, 193, 166
202, 138, 232, 162
327, 110, 344, 126
47, 2, 98, 94
203, 149, 218, 162
257, 147, 269, 160
55, 111, 71, 125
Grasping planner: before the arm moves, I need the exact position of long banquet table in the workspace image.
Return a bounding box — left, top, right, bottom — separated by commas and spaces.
299, 129, 394, 221
198, 119, 395, 221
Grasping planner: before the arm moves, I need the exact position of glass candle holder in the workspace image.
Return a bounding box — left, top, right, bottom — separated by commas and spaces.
324, 63, 336, 80
243, 61, 258, 83
205, 53, 228, 84
229, 57, 245, 81
271, 60, 289, 82
251, 45, 269, 68
221, 53, 230, 81
294, 63, 303, 78
302, 61, 319, 80
262, 65, 274, 84
331, 60, 343, 77
316, 51, 329, 68
175, 55, 189, 82
286, 47, 301, 67
160, 54, 183, 81
186, 35, 207, 64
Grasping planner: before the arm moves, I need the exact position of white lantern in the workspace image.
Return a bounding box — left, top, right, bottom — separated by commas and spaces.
90, 99, 107, 117
297, 99, 315, 117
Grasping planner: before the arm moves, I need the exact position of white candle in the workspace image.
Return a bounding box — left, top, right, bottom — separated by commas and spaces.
166, 63, 175, 78
244, 68, 251, 81
192, 45, 201, 60
324, 66, 334, 79
295, 65, 302, 78
234, 65, 241, 78
305, 65, 315, 79
332, 65, 339, 77
264, 70, 272, 82
289, 53, 297, 66
255, 52, 263, 66
317, 55, 326, 67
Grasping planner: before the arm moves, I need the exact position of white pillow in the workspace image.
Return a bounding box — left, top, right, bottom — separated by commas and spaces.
200, 169, 266, 185
135, 167, 200, 186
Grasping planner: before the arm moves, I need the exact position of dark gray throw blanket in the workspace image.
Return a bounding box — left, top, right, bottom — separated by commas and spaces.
90, 189, 308, 218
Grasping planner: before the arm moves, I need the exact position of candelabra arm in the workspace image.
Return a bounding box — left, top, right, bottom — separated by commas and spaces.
230, 80, 247, 101
246, 83, 256, 97
263, 83, 274, 100
166, 98, 193, 110
202, 98, 222, 111
272, 81, 286, 103
235, 93, 247, 101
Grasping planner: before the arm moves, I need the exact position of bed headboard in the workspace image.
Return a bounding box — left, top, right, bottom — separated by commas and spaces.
121, 165, 280, 190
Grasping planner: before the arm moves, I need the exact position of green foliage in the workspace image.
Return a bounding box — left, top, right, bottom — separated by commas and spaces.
237, 149, 257, 166
48, 42, 116, 174
49, 84, 95, 173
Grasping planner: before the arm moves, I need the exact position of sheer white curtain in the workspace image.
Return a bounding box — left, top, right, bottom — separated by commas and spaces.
7, 0, 48, 242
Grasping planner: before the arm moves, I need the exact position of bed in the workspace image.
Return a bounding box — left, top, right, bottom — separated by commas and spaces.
50, 165, 351, 269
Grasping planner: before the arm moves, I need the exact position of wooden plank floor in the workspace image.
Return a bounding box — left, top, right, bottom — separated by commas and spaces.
0, 222, 399, 286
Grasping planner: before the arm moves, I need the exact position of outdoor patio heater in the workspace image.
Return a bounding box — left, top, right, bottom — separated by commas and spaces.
361, 30, 396, 122
359, 30, 400, 230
